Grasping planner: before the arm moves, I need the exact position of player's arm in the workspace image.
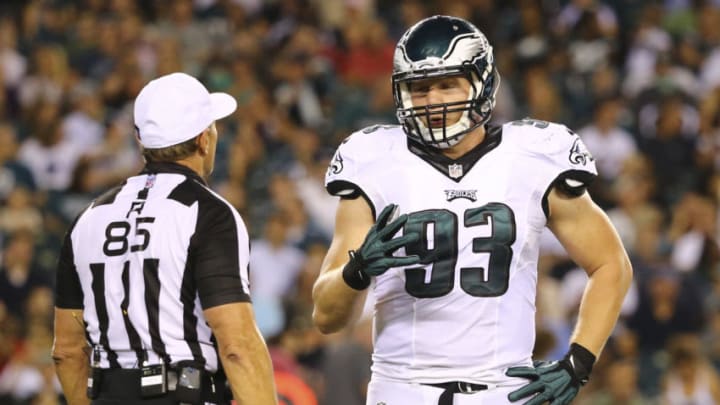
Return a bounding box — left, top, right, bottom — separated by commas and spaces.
507, 188, 632, 405
312, 198, 419, 334
52, 308, 90, 405
547, 189, 633, 355
204, 303, 277, 405
312, 197, 375, 334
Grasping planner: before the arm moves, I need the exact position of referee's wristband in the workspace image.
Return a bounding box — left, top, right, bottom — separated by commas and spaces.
342, 250, 371, 290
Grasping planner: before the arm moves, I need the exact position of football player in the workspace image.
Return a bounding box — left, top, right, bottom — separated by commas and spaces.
312, 15, 632, 405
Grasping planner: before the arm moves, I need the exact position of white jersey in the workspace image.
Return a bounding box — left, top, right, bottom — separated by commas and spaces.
325, 120, 597, 386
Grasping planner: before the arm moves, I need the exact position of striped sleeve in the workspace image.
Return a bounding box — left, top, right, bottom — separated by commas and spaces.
190, 196, 251, 309
55, 225, 84, 309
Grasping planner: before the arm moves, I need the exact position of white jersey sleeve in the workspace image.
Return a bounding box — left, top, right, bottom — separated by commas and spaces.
507, 119, 598, 213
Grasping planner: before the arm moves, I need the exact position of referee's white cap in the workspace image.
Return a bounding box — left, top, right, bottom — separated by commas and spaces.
133, 72, 237, 149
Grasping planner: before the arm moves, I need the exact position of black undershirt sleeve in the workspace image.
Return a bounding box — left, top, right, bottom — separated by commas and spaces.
326, 180, 377, 218
541, 170, 597, 218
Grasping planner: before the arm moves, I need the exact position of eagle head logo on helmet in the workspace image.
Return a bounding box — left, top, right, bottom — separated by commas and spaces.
392, 15, 500, 149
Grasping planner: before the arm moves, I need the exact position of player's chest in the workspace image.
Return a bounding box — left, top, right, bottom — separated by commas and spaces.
379, 152, 524, 212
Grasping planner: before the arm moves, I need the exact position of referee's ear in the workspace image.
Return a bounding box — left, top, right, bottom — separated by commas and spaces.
196, 127, 211, 156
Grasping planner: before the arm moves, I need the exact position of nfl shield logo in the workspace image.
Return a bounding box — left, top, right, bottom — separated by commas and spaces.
448, 163, 463, 179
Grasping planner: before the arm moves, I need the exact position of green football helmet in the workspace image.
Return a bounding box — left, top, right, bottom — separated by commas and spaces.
392, 15, 500, 149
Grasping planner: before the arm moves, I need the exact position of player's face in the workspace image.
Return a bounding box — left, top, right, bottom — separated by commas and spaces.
408, 75, 471, 127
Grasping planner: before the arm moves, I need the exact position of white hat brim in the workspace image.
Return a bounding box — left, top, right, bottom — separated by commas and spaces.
210, 92, 237, 121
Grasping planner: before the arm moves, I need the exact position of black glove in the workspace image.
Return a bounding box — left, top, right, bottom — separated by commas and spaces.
506, 343, 596, 405
342, 204, 420, 290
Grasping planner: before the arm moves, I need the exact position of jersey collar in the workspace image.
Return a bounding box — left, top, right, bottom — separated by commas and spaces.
140, 162, 207, 186
406, 124, 502, 182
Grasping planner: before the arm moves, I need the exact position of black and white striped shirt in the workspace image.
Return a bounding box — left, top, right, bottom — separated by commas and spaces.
55, 162, 251, 372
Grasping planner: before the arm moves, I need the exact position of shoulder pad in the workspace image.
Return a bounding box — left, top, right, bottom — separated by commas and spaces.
331, 125, 404, 165
504, 119, 596, 171
504, 119, 597, 207
325, 125, 404, 198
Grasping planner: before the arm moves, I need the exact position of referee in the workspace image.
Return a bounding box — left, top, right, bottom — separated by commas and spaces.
52, 72, 277, 405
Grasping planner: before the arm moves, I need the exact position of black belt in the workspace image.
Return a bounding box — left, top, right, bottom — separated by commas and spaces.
96, 368, 227, 403
424, 381, 488, 405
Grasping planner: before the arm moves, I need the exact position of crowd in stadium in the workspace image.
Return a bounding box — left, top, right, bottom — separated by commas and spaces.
0, 0, 720, 403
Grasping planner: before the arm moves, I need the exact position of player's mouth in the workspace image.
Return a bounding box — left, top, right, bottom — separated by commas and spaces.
428, 116, 444, 127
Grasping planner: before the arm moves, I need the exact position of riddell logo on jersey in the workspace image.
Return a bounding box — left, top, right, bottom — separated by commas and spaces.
444, 189, 477, 202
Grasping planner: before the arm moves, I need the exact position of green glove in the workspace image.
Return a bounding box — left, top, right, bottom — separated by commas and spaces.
506, 343, 595, 405
342, 204, 420, 290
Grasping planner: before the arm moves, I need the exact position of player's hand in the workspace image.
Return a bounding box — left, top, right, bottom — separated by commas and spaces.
506, 360, 580, 405
355, 204, 420, 276
506, 343, 595, 405
342, 204, 420, 290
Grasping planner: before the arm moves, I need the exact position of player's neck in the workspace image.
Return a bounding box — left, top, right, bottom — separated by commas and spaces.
440, 126, 487, 160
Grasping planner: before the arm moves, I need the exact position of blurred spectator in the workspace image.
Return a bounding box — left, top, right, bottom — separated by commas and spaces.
0, 320, 59, 403
0, 187, 42, 236
667, 193, 719, 276
249, 212, 306, 301
627, 268, 705, 395
704, 275, 720, 370
0, 123, 35, 202
660, 333, 720, 404
604, 155, 658, 251
66, 118, 141, 196
268, 304, 322, 405
578, 358, 655, 405
555, 0, 619, 40
320, 317, 372, 405
578, 97, 637, 180
276, 370, 318, 405
287, 128, 337, 240
0, 18, 27, 100
521, 65, 567, 123
60, 81, 105, 154
152, 0, 215, 76
637, 95, 700, 207
17, 105, 82, 192
0, 230, 50, 319
623, 4, 673, 98
18, 45, 67, 110
330, 16, 394, 89
566, 8, 616, 76
628, 269, 705, 353
272, 50, 327, 131
699, 5, 720, 94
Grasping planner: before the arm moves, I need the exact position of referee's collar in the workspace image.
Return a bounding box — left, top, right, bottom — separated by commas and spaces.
140, 162, 207, 186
